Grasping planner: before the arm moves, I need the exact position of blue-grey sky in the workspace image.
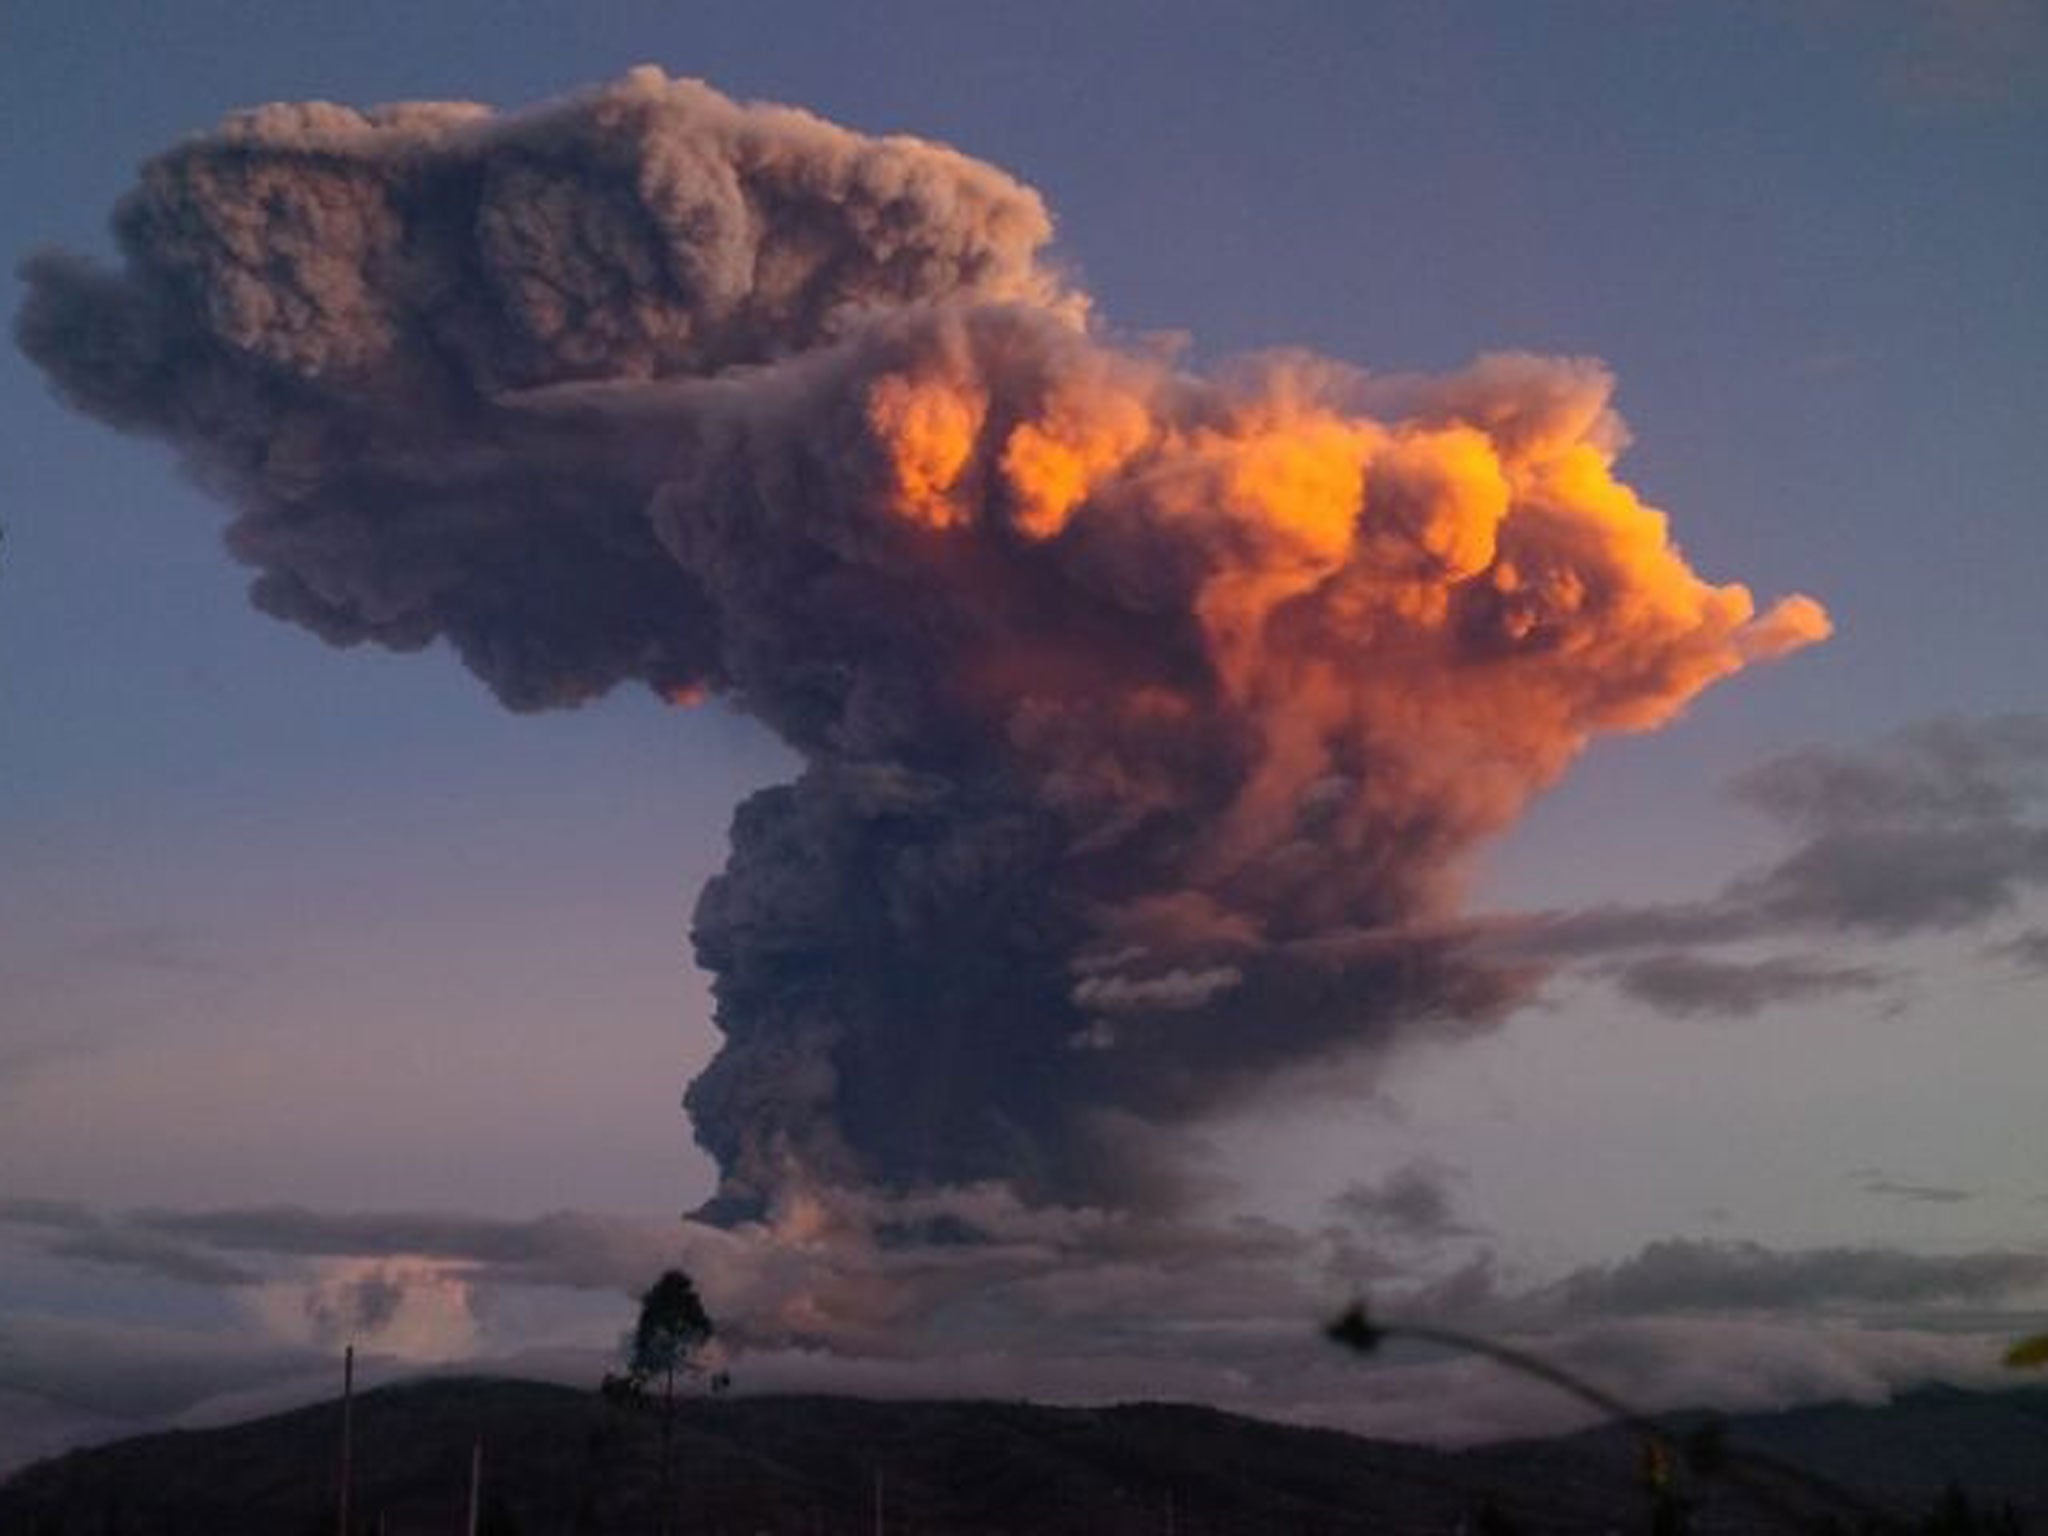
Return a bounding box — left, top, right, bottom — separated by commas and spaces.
3, 0, 2045, 1464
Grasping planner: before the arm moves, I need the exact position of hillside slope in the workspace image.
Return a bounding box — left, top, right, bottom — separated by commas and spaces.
2, 1378, 2044, 1534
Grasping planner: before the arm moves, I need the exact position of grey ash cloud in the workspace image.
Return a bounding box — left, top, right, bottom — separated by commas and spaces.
15, 72, 1062, 715
17, 70, 1827, 1225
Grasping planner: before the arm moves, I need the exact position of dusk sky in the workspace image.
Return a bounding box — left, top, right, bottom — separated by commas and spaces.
3, 0, 2045, 1470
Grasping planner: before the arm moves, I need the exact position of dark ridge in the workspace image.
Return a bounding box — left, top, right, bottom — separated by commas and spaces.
3, 1377, 2045, 1534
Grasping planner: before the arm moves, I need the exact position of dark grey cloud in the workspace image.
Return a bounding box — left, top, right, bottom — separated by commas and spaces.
1733, 822, 2048, 937
0, 1198, 259, 1286
1537, 1238, 2048, 1317
1720, 715, 2048, 940
1851, 1171, 1979, 1205
1509, 715, 2048, 1015
47, 1227, 260, 1288
1733, 715, 2048, 834
0, 1198, 96, 1230
1985, 926, 2048, 974
1604, 951, 1894, 1019
302, 1268, 406, 1342
1346, 1235, 2048, 1341
1330, 1159, 1480, 1244
1512, 899, 1748, 960
0, 1198, 706, 1305
137, 1204, 687, 1293
19, 71, 1825, 1223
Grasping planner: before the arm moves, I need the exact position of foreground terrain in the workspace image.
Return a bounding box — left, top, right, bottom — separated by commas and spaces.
2, 1378, 2044, 1533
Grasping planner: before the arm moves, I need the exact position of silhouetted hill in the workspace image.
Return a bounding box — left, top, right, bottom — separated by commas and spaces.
1481, 1383, 2048, 1515
2, 1377, 2044, 1534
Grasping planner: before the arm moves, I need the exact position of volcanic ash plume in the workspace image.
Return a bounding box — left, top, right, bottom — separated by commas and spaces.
17, 70, 1829, 1222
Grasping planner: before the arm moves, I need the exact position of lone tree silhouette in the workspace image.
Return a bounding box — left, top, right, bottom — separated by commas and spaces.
622, 1269, 717, 1536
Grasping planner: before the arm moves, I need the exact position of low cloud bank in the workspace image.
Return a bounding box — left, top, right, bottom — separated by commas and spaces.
3, 1192, 2039, 1465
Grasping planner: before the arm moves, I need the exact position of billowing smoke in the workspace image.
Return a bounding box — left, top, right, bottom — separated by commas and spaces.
18, 70, 1827, 1223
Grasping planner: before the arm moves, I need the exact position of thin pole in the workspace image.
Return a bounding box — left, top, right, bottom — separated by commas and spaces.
337, 1344, 354, 1536
658, 1365, 675, 1536
467, 1436, 482, 1536
872, 1468, 883, 1536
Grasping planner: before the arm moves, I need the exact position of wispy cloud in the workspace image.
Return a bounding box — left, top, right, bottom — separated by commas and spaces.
0, 1198, 260, 1286
1850, 1169, 1980, 1205
1603, 952, 1896, 1020
1329, 1159, 1483, 1245
132, 1205, 696, 1293
1531, 1238, 2047, 1319
1985, 926, 2048, 975
0, 922, 240, 1089
1502, 715, 2048, 1017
